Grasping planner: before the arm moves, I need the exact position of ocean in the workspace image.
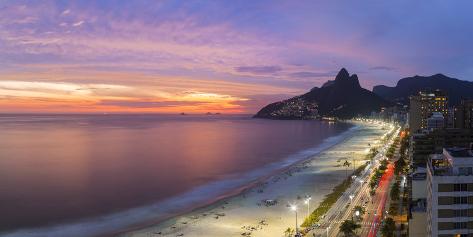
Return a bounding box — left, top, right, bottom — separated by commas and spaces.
0, 114, 353, 236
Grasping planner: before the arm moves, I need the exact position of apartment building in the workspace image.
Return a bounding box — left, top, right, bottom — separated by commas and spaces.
427, 147, 473, 237
410, 129, 473, 166
455, 99, 473, 129
427, 112, 446, 130
409, 90, 448, 133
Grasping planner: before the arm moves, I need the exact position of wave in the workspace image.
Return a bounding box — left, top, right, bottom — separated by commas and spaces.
1, 124, 360, 237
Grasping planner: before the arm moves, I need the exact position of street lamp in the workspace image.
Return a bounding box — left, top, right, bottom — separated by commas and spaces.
290, 205, 298, 235
304, 197, 311, 218
326, 226, 330, 237
349, 194, 354, 203
355, 210, 360, 218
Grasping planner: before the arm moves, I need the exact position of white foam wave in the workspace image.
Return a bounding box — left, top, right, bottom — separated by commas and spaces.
1, 125, 360, 237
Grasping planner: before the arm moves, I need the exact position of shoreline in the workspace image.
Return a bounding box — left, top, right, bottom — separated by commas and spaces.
113, 123, 359, 236
121, 121, 386, 237
1, 120, 356, 237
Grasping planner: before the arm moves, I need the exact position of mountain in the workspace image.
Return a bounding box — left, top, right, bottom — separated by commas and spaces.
373, 74, 473, 106
254, 68, 392, 119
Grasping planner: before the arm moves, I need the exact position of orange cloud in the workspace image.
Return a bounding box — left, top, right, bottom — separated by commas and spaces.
0, 77, 266, 113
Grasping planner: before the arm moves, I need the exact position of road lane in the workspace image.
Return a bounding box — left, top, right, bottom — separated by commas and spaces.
306, 124, 399, 237
367, 163, 394, 237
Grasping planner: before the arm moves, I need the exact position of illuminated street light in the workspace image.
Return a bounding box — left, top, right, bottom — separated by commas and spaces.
349, 194, 354, 203
304, 197, 311, 218
290, 205, 298, 235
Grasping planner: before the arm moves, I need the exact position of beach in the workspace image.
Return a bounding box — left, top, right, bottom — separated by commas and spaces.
0, 115, 353, 237
121, 121, 387, 237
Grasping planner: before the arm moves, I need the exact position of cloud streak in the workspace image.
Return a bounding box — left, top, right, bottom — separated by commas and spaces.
289, 71, 337, 78
0, 1, 472, 112
72, 20, 84, 27
235, 66, 283, 74
369, 66, 397, 71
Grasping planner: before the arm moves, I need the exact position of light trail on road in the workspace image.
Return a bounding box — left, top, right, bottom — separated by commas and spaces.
367, 163, 394, 237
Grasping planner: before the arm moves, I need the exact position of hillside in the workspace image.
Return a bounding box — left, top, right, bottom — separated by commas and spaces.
373, 74, 473, 105
255, 68, 392, 119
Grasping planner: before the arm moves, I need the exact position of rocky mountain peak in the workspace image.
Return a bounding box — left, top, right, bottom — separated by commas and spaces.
254, 67, 390, 119
331, 68, 361, 89
335, 68, 350, 81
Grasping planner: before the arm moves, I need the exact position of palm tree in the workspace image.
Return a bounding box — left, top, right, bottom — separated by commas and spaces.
284, 227, 294, 237
354, 205, 366, 219
339, 219, 361, 236
343, 160, 351, 178
381, 218, 396, 237
390, 182, 400, 201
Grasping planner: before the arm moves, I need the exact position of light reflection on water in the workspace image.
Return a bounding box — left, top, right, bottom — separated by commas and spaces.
0, 114, 351, 232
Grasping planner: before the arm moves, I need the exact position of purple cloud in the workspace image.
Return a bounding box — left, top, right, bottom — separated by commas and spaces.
369, 66, 397, 71
235, 66, 282, 74
1, 1, 473, 113
289, 71, 337, 78
97, 100, 200, 108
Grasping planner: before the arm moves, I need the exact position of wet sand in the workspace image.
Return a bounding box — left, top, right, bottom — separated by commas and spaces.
121, 121, 387, 237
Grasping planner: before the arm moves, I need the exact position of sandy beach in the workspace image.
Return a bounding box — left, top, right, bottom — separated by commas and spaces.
120, 121, 387, 237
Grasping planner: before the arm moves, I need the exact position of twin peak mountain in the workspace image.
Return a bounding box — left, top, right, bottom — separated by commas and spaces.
254, 68, 391, 119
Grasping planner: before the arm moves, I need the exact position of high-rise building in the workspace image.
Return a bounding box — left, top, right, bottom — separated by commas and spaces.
409, 167, 428, 237
427, 112, 445, 130
409, 90, 448, 133
447, 107, 455, 128
410, 128, 473, 166
455, 99, 473, 129
427, 147, 473, 237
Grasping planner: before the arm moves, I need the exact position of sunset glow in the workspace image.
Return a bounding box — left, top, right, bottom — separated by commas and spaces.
1, 1, 472, 113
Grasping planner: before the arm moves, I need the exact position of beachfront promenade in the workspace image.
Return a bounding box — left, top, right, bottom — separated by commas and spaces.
308, 125, 399, 237
122, 122, 392, 237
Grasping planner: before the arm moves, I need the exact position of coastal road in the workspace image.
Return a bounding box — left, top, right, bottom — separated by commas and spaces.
364, 163, 394, 237
307, 124, 399, 237
361, 133, 398, 237
306, 163, 371, 237
363, 130, 400, 237
307, 153, 383, 237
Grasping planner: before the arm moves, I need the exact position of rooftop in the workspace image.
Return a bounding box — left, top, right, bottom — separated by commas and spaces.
446, 147, 473, 158
418, 89, 447, 97
428, 148, 473, 176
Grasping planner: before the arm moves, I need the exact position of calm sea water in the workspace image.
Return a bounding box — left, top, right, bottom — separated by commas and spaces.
0, 114, 352, 236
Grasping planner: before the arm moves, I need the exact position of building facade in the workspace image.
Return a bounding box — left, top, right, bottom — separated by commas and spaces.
455, 99, 473, 129
427, 112, 446, 130
410, 129, 473, 166
409, 90, 448, 133
427, 147, 473, 237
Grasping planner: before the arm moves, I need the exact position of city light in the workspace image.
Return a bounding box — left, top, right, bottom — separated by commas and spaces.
290, 204, 298, 235
304, 197, 311, 204
305, 197, 311, 218
0, 1, 470, 237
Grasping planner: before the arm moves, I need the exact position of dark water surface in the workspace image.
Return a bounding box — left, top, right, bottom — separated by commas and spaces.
0, 114, 352, 235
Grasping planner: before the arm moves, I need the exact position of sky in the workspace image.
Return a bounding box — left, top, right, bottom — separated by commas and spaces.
1, 1, 473, 113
